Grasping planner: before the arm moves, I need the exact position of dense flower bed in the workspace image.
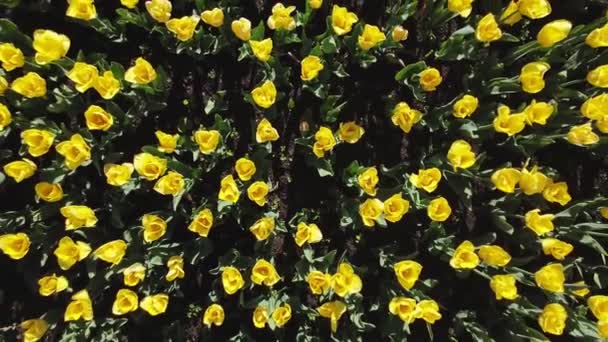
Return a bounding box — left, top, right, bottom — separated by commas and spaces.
1, 0, 608, 340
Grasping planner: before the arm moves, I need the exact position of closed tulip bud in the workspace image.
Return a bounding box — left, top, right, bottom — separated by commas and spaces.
3, 159, 37, 183
231, 17, 251, 41
67, 62, 99, 93
520, 61, 550, 94
32, 29, 70, 64
331, 5, 358, 35
478, 245, 511, 266
166, 15, 200, 41
112, 289, 139, 315
450, 240, 479, 269
391, 101, 422, 133
125, 57, 157, 84
358, 24, 386, 50
447, 140, 476, 170
0, 232, 30, 260
392, 25, 409, 41
201, 8, 224, 27
188, 209, 214, 237
251, 80, 277, 109
249, 217, 274, 241
11, 72, 47, 98
267, 3, 296, 31
537, 20, 572, 48
309, 0, 322, 9
534, 263, 565, 293
54, 237, 91, 270
490, 274, 518, 300
0, 43, 24, 71
476, 13, 502, 43
145, 0, 172, 23
133, 152, 167, 180
249, 38, 273, 62
218, 175, 240, 203
203, 304, 225, 327
35, 182, 63, 202
453, 94, 479, 118
65, 290, 94, 321
294, 222, 323, 247
256, 118, 279, 142
541, 238, 573, 260
94, 240, 127, 264
538, 303, 567, 335
393, 260, 422, 290
139, 293, 169, 316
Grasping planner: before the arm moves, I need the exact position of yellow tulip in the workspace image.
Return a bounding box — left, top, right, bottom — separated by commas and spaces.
251, 259, 281, 286
427, 196, 451, 222
234, 157, 256, 181
357, 167, 379, 196
252, 306, 269, 328
166, 15, 200, 41
66, 0, 97, 21
520, 61, 550, 94
84, 105, 114, 131
218, 175, 240, 203
56, 134, 91, 170
391, 101, 422, 133
32, 29, 70, 64
525, 209, 554, 236
358, 24, 386, 50
538, 303, 567, 335
490, 274, 518, 300
410, 167, 442, 193
493, 105, 527, 136
359, 198, 384, 227
94, 239, 127, 264
141, 214, 167, 242
519, 166, 549, 195
125, 57, 157, 84
145, 0, 172, 23
64, 290, 94, 321
393, 260, 422, 290
331, 263, 362, 297
247, 181, 269, 206
201, 8, 224, 28
491, 168, 521, 193
155, 130, 179, 153
133, 152, 167, 180
541, 238, 573, 260
203, 304, 225, 327
388, 297, 417, 323
567, 122, 599, 146
0, 43, 25, 71
294, 222, 323, 247
3, 159, 37, 183
67, 62, 99, 93
307, 270, 332, 295
11, 72, 47, 98
153, 171, 185, 196
391, 25, 409, 41
478, 245, 511, 266
165, 255, 184, 281
448, 0, 474, 17
588, 295, 608, 320
123, 263, 145, 286
21, 319, 48, 342
38, 273, 69, 296
188, 209, 214, 237
419, 67, 442, 91
35, 182, 63, 202
60, 205, 97, 230
312, 126, 336, 158
93, 71, 121, 99
139, 293, 169, 316
249, 38, 273, 62
534, 263, 565, 293
476, 13, 502, 43
0, 232, 30, 260
222, 266, 245, 295
193, 129, 221, 154
103, 163, 134, 186
537, 20, 572, 48
588, 64, 608, 88
301, 55, 324, 81
0, 104, 10, 131
317, 301, 347, 332
121, 0, 138, 9
586, 23, 608, 48
599, 320, 608, 338
309, 0, 322, 9
0, 76, 7, 95
572, 281, 590, 297
54, 236, 91, 270
524, 100, 554, 125
453, 94, 479, 118
255, 118, 279, 142
112, 289, 139, 315
231, 17, 251, 41
331, 5, 358, 35
384, 193, 410, 223
272, 304, 292, 327
249, 217, 274, 241
518, 0, 552, 19
542, 181, 571, 206
338, 121, 365, 143
449, 240, 479, 269
447, 140, 476, 169
581, 93, 608, 120
267, 3, 296, 31
251, 80, 277, 109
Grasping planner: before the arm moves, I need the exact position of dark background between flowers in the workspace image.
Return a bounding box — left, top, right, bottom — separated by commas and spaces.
1, 0, 608, 341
